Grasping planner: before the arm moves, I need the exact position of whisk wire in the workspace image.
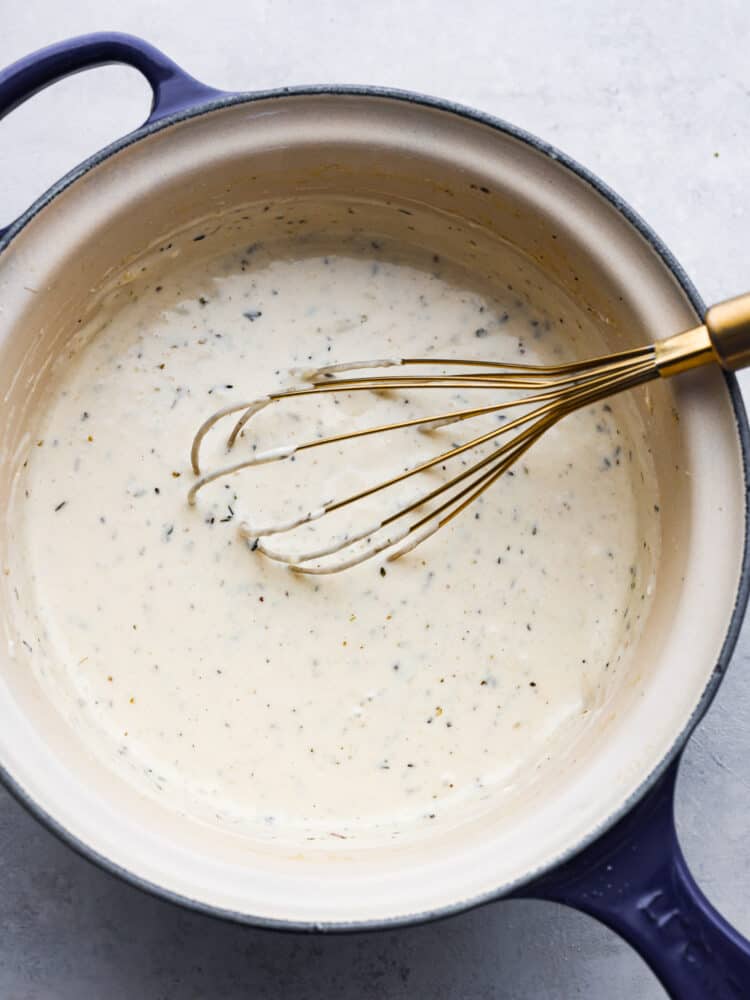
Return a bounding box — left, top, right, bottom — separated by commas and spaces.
191, 345, 657, 477
189, 348, 656, 496
188, 343, 659, 572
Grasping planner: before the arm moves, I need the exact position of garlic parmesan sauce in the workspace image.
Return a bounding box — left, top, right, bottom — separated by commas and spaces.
12, 205, 659, 848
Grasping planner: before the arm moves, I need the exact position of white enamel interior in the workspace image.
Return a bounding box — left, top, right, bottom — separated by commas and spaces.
0, 94, 745, 925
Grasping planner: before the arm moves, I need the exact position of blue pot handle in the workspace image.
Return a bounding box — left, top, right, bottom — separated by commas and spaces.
523, 757, 750, 997
0, 32, 224, 238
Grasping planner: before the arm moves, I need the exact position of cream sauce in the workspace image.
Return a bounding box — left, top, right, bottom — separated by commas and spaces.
15, 228, 659, 846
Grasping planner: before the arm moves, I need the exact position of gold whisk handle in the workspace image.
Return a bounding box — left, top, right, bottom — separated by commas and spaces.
706, 293, 750, 371
654, 292, 750, 377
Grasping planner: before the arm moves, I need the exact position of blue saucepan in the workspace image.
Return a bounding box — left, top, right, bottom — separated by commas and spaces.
0, 33, 748, 998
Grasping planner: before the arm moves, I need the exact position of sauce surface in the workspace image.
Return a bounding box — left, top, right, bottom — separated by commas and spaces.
16, 231, 659, 846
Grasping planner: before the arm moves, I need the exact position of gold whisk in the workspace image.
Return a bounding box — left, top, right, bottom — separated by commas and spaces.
188, 293, 750, 574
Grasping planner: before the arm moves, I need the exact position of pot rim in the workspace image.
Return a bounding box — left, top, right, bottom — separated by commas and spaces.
1, 84, 748, 933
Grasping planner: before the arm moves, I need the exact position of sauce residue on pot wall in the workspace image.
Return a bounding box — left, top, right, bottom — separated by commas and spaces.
9, 201, 660, 848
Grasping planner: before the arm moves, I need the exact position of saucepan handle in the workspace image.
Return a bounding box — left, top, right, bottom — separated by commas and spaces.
0, 32, 224, 239
522, 758, 750, 998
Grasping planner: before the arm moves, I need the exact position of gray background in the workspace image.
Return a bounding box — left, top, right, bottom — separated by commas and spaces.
2, 2, 750, 997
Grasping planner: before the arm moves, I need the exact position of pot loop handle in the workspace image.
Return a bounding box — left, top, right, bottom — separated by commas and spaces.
0, 32, 224, 238
523, 758, 750, 998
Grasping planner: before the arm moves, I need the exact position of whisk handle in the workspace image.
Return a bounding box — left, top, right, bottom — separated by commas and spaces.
654, 292, 750, 377
706, 293, 750, 371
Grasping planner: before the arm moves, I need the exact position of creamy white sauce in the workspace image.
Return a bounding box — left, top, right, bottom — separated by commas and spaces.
14, 225, 659, 846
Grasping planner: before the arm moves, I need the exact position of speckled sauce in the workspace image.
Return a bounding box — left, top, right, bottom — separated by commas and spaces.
13, 213, 660, 847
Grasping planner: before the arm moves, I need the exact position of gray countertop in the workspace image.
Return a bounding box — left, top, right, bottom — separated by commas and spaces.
2, 2, 750, 997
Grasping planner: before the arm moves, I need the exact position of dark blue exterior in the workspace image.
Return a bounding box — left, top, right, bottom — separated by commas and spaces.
1, 32, 749, 998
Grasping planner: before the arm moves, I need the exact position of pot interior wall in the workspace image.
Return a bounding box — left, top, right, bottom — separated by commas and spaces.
0, 95, 744, 924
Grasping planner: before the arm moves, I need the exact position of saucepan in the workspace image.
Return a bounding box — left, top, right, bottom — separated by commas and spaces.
0, 33, 748, 998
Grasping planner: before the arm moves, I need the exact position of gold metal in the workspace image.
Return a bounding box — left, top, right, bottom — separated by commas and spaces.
188, 293, 750, 574
705, 293, 750, 371
653, 324, 715, 377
